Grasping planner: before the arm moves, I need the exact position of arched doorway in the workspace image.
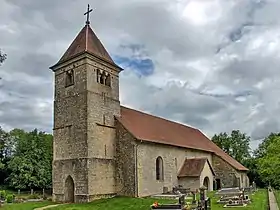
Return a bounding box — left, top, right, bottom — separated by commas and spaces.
65, 175, 75, 203
203, 177, 210, 190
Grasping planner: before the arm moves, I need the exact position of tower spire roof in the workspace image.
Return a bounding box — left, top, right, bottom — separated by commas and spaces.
52, 4, 118, 69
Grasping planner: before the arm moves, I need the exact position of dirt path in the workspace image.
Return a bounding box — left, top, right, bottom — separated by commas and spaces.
268, 189, 279, 210
34, 204, 63, 210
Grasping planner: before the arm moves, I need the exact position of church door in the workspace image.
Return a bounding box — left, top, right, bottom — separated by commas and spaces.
203, 177, 210, 190
216, 179, 221, 190
65, 176, 75, 203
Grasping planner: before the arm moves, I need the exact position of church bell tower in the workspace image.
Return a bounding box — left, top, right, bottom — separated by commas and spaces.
50, 5, 123, 203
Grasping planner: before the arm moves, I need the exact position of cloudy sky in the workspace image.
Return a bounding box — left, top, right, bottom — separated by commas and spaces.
1, 0, 280, 149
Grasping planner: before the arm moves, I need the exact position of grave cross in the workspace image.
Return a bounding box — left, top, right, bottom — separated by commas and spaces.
84, 4, 93, 25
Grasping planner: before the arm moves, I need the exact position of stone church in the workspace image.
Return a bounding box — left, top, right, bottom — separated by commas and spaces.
50, 16, 249, 203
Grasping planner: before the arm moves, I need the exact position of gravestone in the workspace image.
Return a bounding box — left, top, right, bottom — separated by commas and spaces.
191, 191, 196, 204
200, 186, 207, 201
151, 204, 182, 209
163, 187, 169, 194
151, 194, 186, 210
252, 181, 257, 192
172, 186, 190, 194
216, 187, 241, 196
198, 185, 211, 210
220, 188, 249, 207
216, 187, 250, 205
205, 198, 211, 210
178, 194, 185, 206
243, 187, 252, 194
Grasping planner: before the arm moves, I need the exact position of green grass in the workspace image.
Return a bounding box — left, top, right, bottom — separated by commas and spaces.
209, 189, 268, 210
0, 189, 268, 210
50, 197, 176, 210
1, 201, 53, 210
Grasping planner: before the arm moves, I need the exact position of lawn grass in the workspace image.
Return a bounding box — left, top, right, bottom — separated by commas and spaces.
50, 197, 176, 210
1, 201, 53, 210
0, 189, 268, 210
274, 190, 280, 207
209, 189, 268, 210
40, 190, 269, 210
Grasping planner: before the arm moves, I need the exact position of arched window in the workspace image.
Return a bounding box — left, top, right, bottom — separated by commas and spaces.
105, 74, 111, 87
65, 70, 74, 87
96, 69, 111, 87
156, 156, 164, 181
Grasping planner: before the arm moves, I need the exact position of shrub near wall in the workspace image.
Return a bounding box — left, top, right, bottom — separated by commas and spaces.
0, 190, 6, 200
6, 194, 14, 203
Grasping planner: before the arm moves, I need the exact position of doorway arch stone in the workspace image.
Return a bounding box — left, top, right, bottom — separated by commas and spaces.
65, 175, 75, 203
203, 176, 210, 190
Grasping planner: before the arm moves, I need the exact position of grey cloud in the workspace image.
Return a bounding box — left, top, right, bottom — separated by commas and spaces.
251, 118, 280, 140
0, 99, 52, 133
120, 78, 226, 129
4, 52, 55, 77
219, 58, 280, 83
1, 0, 280, 151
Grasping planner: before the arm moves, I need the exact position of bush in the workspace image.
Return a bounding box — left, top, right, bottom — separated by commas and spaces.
6, 194, 14, 203
0, 190, 6, 200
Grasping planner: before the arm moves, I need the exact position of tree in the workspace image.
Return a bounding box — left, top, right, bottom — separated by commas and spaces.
243, 157, 266, 188
212, 130, 251, 164
257, 135, 280, 188
0, 49, 7, 65
6, 129, 53, 190
254, 132, 280, 158
0, 126, 13, 184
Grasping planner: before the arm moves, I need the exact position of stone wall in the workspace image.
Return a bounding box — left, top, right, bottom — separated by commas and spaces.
87, 158, 116, 201
115, 121, 137, 196
52, 53, 122, 202
236, 171, 249, 188
212, 155, 241, 188
136, 142, 213, 197
86, 57, 121, 161
200, 161, 214, 191
52, 59, 89, 203
178, 177, 200, 190
53, 59, 88, 161
52, 158, 89, 203
85, 56, 121, 199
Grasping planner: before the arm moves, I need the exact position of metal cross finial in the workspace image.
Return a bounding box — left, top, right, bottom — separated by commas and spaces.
84, 4, 93, 25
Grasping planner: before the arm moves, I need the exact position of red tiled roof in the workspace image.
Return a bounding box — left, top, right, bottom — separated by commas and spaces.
117, 106, 248, 171
54, 24, 116, 66
178, 158, 214, 177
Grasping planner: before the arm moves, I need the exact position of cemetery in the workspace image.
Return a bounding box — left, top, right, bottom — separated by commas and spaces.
148, 182, 265, 210
0, 184, 271, 210
150, 185, 211, 210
